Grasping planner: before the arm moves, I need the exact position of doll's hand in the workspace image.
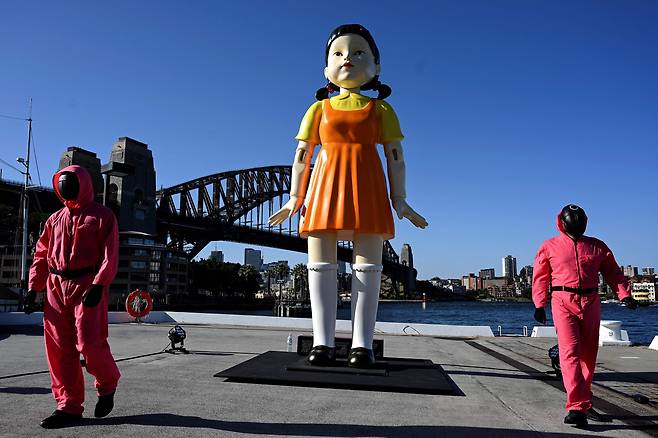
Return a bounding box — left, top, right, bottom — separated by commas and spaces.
268, 197, 303, 226
392, 198, 428, 229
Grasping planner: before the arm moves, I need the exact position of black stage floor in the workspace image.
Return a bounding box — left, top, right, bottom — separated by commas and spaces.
215, 351, 461, 395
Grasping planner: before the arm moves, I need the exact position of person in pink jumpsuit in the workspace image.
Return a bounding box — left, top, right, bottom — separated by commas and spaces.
532, 204, 637, 427
24, 165, 121, 429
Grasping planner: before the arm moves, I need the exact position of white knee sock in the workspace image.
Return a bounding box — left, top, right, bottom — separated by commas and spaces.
351, 263, 383, 349
308, 263, 338, 347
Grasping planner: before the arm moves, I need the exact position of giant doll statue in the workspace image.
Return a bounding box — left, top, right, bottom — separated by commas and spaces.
532, 205, 637, 427
269, 24, 427, 368
24, 165, 121, 429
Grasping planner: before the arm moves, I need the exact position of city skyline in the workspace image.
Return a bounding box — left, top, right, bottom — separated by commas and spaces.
197, 240, 654, 281
2, 1, 657, 278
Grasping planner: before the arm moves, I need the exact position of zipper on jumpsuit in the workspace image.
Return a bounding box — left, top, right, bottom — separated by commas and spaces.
572, 239, 582, 289
63, 212, 76, 306
572, 238, 583, 315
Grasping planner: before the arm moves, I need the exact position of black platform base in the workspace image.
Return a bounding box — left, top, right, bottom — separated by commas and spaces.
215, 351, 460, 395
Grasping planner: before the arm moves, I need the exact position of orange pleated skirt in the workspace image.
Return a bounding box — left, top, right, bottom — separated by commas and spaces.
299, 99, 394, 240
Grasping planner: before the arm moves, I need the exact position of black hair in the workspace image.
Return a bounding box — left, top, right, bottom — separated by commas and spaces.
315, 24, 392, 101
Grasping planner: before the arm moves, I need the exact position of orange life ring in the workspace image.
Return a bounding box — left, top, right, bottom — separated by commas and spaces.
125, 290, 153, 318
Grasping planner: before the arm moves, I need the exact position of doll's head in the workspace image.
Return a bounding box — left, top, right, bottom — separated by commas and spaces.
316, 24, 391, 100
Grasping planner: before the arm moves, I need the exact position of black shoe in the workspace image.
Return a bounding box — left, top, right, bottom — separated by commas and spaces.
306, 345, 336, 366
564, 410, 588, 427
348, 347, 375, 368
586, 407, 611, 423
94, 390, 115, 418
40, 410, 82, 429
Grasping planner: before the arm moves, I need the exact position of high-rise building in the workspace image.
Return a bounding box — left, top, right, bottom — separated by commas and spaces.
519, 265, 533, 282
209, 250, 224, 263
502, 255, 517, 280
479, 268, 495, 280
461, 273, 481, 291
244, 248, 263, 270
622, 265, 638, 277
642, 267, 655, 276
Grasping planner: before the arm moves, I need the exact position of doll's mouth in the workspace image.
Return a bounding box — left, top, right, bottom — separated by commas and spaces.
341, 62, 354, 69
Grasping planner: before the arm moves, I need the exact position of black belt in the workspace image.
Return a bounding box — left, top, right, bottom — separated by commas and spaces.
48, 266, 97, 279
551, 285, 598, 294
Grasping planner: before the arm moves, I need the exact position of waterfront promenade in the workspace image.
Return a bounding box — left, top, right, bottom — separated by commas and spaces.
1, 319, 657, 437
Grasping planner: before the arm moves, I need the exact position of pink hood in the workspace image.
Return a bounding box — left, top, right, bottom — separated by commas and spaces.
556, 214, 566, 235
53, 165, 95, 210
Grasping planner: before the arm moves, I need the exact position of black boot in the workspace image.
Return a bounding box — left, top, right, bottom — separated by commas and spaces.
94, 390, 115, 418
564, 410, 588, 427
348, 347, 375, 368
306, 345, 335, 366
40, 410, 82, 429
586, 407, 611, 423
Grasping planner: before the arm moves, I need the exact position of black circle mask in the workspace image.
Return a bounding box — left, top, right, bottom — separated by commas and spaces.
58, 172, 79, 201
560, 204, 587, 238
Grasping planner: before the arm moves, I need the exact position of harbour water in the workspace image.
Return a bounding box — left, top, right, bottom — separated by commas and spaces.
370, 301, 658, 345
236, 301, 658, 345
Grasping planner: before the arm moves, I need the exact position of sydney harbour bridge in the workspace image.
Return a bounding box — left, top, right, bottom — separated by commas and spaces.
1, 139, 416, 296
156, 165, 416, 295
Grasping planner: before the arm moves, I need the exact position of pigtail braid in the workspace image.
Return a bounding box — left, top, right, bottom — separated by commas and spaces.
362, 76, 392, 99
315, 82, 338, 101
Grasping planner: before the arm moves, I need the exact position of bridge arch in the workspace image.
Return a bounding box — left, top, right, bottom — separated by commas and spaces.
156, 165, 416, 295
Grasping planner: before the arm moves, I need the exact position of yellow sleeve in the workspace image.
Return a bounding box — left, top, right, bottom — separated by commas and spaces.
377, 100, 404, 143
295, 101, 322, 144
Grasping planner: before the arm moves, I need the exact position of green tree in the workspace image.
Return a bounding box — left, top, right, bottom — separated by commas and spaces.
238, 264, 262, 298
291, 263, 308, 302
269, 263, 290, 298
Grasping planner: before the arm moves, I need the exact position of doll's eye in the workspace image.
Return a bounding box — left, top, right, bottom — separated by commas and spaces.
354, 50, 365, 56
333, 51, 343, 57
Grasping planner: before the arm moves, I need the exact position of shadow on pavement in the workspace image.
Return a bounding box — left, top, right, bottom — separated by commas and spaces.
446, 370, 555, 381
608, 415, 658, 421
0, 325, 44, 342
0, 386, 51, 395
84, 414, 617, 437
595, 371, 658, 384
586, 424, 658, 432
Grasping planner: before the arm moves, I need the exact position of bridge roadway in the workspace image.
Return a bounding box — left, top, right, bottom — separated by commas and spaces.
1, 317, 657, 437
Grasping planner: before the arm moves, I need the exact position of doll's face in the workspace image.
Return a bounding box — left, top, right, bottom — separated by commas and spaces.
324, 34, 380, 90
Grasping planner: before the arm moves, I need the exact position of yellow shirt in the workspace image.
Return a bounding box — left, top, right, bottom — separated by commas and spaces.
295, 92, 404, 145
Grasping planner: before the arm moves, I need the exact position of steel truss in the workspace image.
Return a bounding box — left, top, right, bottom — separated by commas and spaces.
157, 165, 416, 295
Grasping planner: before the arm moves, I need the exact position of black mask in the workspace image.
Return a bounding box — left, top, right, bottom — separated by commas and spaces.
560, 204, 587, 238
58, 172, 79, 201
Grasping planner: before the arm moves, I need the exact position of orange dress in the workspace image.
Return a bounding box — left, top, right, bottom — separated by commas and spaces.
299, 99, 395, 240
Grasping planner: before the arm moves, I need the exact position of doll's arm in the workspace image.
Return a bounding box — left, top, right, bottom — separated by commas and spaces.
269, 141, 315, 225
383, 141, 428, 229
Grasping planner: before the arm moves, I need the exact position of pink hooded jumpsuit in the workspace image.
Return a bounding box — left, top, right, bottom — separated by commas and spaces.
532, 214, 630, 412
29, 165, 121, 415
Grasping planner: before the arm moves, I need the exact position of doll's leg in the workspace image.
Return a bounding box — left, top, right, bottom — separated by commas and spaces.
349, 233, 383, 367
306, 231, 338, 365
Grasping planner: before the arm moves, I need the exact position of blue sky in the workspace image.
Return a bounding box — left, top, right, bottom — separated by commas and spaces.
1, 1, 657, 278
